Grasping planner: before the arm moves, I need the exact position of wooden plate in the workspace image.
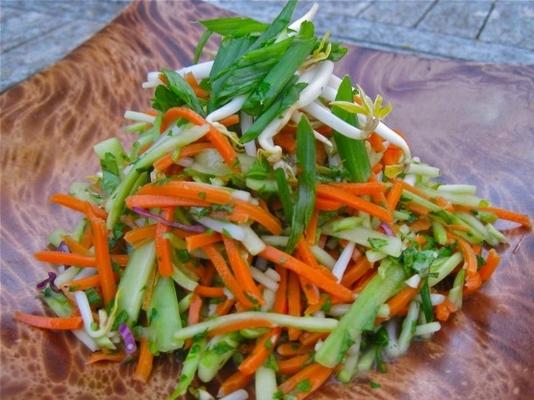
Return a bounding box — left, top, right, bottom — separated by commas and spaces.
1, 1, 533, 399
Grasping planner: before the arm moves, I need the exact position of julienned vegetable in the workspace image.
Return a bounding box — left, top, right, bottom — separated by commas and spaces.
16, 1, 531, 399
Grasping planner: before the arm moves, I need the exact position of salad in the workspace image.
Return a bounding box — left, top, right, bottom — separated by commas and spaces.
15, 1, 531, 399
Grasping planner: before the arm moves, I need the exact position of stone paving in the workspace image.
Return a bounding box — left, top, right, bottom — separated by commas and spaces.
1, 0, 533, 92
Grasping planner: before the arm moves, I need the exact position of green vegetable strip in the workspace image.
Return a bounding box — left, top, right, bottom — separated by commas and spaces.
274, 168, 293, 222
432, 221, 447, 245
174, 312, 338, 341
337, 336, 361, 383
153, 70, 204, 116
428, 252, 463, 287
397, 300, 420, 355
315, 259, 406, 368
148, 277, 183, 353
41, 288, 72, 317
169, 334, 207, 399
287, 115, 317, 252
356, 346, 376, 374
198, 333, 240, 383
242, 22, 316, 115
332, 76, 371, 182
116, 241, 156, 325
255, 365, 278, 400
419, 278, 434, 322
199, 17, 267, 38
248, 0, 297, 51
448, 269, 465, 310
193, 30, 212, 63
240, 76, 305, 143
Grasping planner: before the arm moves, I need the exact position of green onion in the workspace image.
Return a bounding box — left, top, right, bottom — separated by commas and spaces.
199, 17, 267, 38
337, 336, 361, 383
248, 0, 297, 51
169, 334, 207, 399
193, 30, 212, 63
85, 288, 102, 307
315, 259, 406, 368
274, 168, 293, 222
332, 76, 370, 182
356, 346, 376, 373
419, 278, 434, 322
287, 115, 317, 252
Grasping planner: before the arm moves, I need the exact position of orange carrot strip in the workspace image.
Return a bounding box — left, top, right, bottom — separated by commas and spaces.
155, 208, 174, 277
387, 286, 418, 318
296, 365, 333, 399
133, 338, 153, 383
277, 342, 313, 357
273, 266, 288, 314
34, 251, 96, 267
405, 201, 430, 216
153, 142, 214, 171
409, 218, 432, 233
372, 162, 384, 174
232, 199, 282, 235
368, 132, 386, 152
414, 234, 427, 246
188, 294, 202, 326
279, 363, 332, 395
62, 236, 91, 256
278, 354, 311, 375
317, 185, 392, 223
401, 181, 433, 201
86, 351, 125, 364
90, 217, 117, 304
124, 224, 157, 247
435, 298, 456, 322
126, 194, 210, 209
382, 144, 403, 165
446, 224, 470, 232
68, 275, 100, 291
479, 206, 531, 228
219, 114, 240, 127
110, 254, 129, 267
80, 223, 93, 248
479, 249, 501, 282
274, 127, 297, 153
160, 107, 237, 168
457, 238, 477, 275
305, 210, 319, 245
202, 244, 253, 308
184, 72, 209, 98
219, 371, 253, 397
299, 332, 328, 347
353, 270, 377, 293
288, 273, 302, 341
260, 246, 354, 302
216, 298, 236, 316
341, 257, 372, 288
50, 193, 107, 219
387, 180, 404, 211
15, 312, 82, 330
194, 285, 225, 298
239, 329, 280, 375
329, 182, 386, 196
137, 181, 232, 204
315, 197, 343, 211
186, 232, 222, 252
210, 319, 275, 336
296, 239, 322, 305
223, 237, 263, 304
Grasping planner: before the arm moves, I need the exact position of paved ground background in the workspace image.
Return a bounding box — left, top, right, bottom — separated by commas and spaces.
1, 0, 533, 92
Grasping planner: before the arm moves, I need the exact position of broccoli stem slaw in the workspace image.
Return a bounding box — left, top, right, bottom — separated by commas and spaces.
16, 1, 531, 399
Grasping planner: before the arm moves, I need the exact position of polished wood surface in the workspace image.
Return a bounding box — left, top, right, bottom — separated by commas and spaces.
1, 1, 533, 398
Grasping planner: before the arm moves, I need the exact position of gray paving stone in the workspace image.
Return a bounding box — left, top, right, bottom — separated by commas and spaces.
1, 6, 21, 23
359, 0, 435, 28
479, 1, 534, 50
1, 0, 128, 22
418, 0, 494, 39
1, 19, 103, 91
1, 8, 71, 52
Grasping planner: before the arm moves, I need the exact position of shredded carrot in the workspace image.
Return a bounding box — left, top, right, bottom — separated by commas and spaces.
279, 363, 332, 396
186, 231, 221, 252
111, 254, 129, 266
222, 237, 263, 304
154, 208, 174, 277
126, 194, 210, 209
239, 329, 280, 375
194, 285, 225, 298
86, 351, 125, 364
405, 201, 430, 216
317, 185, 393, 223
329, 182, 386, 196
382, 144, 403, 165
133, 338, 153, 383
479, 249, 501, 282
304, 294, 329, 316
369, 132, 386, 152
277, 342, 313, 357
341, 257, 372, 288
219, 114, 240, 127
299, 332, 328, 347
202, 244, 253, 308
372, 162, 384, 174
34, 251, 96, 267
88, 216, 117, 305
232, 199, 282, 235
278, 354, 311, 375
305, 209, 319, 245
315, 197, 343, 211
62, 236, 91, 256
50, 193, 107, 219
68, 274, 100, 291
159, 107, 237, 168
435, 298, 456, 322
210, 319, 275, 336
386, 286, 418, 318
414, 234, 427, 246
401, 181, 433, 201
288, 273, 302, 341
219, 371, 253, 397
259, 246, 354, 302
15, 312, 83, 330
184, 72, 209, 98
124, 224, 157, 248
188, 294, 202, 326
137, 181, 232, 204
153, 142, 214, 171
387, 179, 404, 211
353, 270, 377, 293
215, 298, 236, 316
274, 127, 297, 153
296, 238, 324, 305
456, 237, 477, 275
273, 266, 288, 314
479, 206, 531, 228
410, 218, 432, 233
446, 224, 470, 232
79, 223, 93, 248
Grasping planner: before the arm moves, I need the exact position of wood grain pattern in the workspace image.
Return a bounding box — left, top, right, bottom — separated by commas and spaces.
1, 1, 533, 399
